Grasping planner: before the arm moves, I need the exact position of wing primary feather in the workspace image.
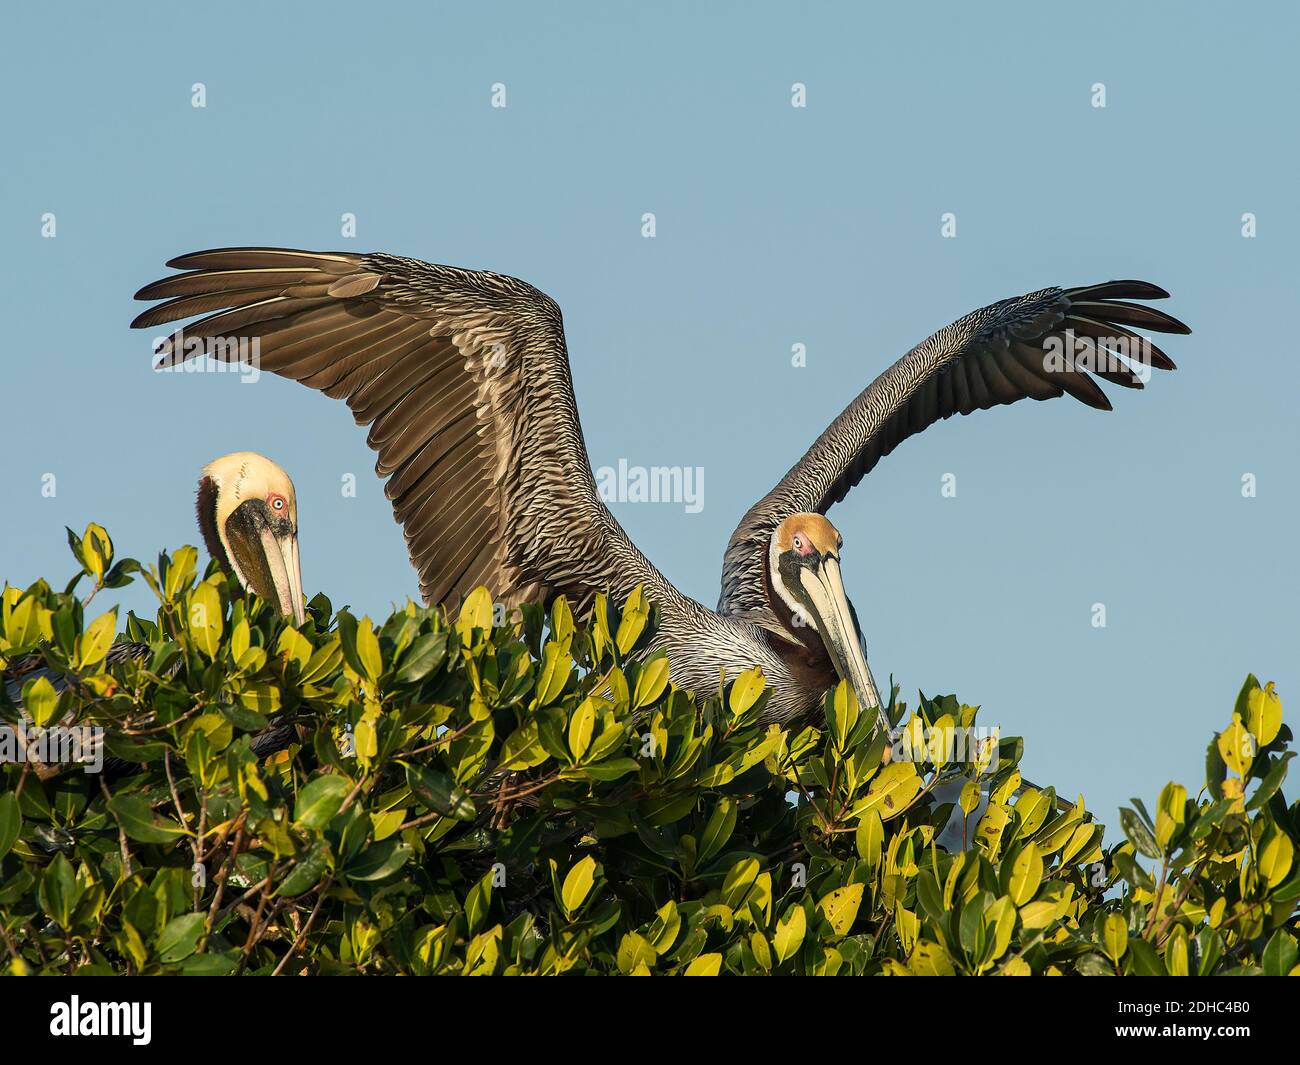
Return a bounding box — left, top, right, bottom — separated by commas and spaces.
1065, 280, 1171, 302
1069, 300, 1191, 334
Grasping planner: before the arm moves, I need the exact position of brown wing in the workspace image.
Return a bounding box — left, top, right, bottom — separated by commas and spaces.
134, 247, 653, 611
718, 281, 1190, 623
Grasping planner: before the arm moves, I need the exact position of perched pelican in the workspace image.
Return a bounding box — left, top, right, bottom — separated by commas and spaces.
134, 249, 1189, 724
196, 451, 305, 625
4, 452, 303, 709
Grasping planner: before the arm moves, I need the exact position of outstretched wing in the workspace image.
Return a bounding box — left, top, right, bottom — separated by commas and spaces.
133, 247, 657, 612
718, 281, 1190, 622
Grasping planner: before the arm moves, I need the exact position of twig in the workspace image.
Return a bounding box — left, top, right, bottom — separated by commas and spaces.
200, 817, 247, 948
98, 776, 134, 878
271, 876, 333, 976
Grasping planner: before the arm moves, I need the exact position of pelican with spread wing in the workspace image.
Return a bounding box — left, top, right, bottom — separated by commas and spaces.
133, 249, 1189, 724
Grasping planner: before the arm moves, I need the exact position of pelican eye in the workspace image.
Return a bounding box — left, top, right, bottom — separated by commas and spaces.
792, 535, 803, 551
269, 494, 287, 512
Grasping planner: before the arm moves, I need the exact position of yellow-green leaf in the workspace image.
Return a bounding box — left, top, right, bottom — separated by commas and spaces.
568, 698, 596, 760
1007, 844, 1043, 906
729, 667, 766, 717
276, 625, 312, 669
535, 641, 572, 706
355, 617, 382, 684
773, 904, 807, 963
456, 587, 494, 643
817, 883, 864, 938
855, 808, 884, 868
909, 939, 955, 976
81, 522, 112, 580
1102, 913, 1128, 963
617, 931, 657, 974
684, 952, 721, 976
848, 762, 920, 821
187, 582, 223, 659
614, 586, 649, 656
1246, 683, 1282, 748
632, 656, 670, 709
22, 676, 58, 728
1218, 714, 1254, 776
76, 608, 117, 669
560, 855, 597, 917
1259, 829, 1295, 888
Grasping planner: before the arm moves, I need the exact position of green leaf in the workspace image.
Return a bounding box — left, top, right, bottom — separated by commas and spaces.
404, 763, 476, 821
277, 841, 332, 896
0, 793, 20, 860
498, 723, 550, 772
394, 632, 447, 684
465, 871, 493, 934
107, 794, 187, 844
1124, 938, 1166, 976
156, 912, 206, 964
1262, 930, 1298, 977
346, 839, 410, 882
826, 680, 859, 749
1120, 806, 1162, 859
567, 758, 640, 782
698, 798, 737, 866
38, 853, 80, 928
1248, 752, 1294, 811
1075, 953, 1115, 977
294, 775, 351, 831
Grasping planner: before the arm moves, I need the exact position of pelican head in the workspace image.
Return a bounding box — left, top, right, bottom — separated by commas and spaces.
769, 513, 886, 731
196, 452, 305, 625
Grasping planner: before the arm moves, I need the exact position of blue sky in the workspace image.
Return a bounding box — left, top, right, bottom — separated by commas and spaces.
1, 1, 1295, 830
